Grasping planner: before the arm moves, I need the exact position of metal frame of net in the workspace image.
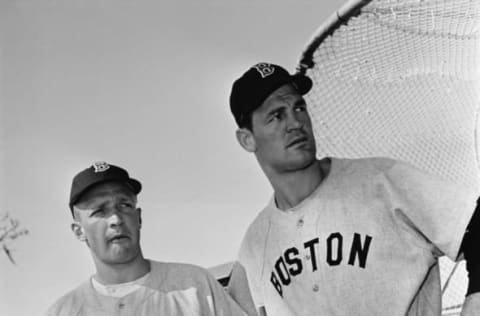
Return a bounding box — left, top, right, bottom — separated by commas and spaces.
296, 0, 480, 314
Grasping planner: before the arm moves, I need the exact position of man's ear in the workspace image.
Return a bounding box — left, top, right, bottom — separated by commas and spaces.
71, 222, 86, 242
137, 208, 142, 229
236, 128, 256, 153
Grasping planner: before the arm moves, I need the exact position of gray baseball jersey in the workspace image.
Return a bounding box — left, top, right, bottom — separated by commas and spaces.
237, 157, 477, 316
46, 260, 246, 316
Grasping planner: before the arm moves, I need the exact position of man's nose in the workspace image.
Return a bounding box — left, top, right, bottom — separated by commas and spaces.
108, 208, 124, 227
286, 111, 303, 131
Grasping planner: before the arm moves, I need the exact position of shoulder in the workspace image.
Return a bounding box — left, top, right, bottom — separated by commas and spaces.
332, 156, 435, 183
45, 282, 89, 316
151, 260, 210, 277
149, 260, 217, 291
327, 157, 401, 188
234, 207, 273, 282
332, 156, 398, 174
336, 156, 451, 187
362, 157, 445, 186
239, 206, 272, 255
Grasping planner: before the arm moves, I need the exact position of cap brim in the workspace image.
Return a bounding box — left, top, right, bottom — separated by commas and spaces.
125, 178, 142, 195
291, 74, 313, 95
69, 178, 142, 211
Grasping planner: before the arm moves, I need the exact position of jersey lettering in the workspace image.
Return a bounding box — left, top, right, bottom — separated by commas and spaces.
274, 257, 291, 286
285, 247, 303, 276
326, 233, 343, 266
348, 233, 372, 268
270, 271, 283, 297
304, 238, 319, 271
269, 232, 373, 297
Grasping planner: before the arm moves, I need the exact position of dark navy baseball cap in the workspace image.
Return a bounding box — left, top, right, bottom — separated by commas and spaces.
229, 63, 312, 127
69, 162, 142, 214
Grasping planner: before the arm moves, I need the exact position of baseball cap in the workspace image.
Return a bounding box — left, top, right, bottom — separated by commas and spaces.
229, 63, 313, 127
69, 161, 142, 213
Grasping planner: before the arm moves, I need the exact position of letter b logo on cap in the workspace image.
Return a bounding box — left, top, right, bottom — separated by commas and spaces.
253, 63, 275, 78
92, 161, 110, 173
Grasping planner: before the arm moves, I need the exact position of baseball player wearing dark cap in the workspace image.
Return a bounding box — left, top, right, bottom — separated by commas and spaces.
46, 161, 247, 316
226, 63, 480, 315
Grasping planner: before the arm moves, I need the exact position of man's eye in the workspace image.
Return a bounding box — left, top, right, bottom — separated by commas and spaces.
269, 112, 282, 122
120, 203, 134, 209
90, 209, 104, 217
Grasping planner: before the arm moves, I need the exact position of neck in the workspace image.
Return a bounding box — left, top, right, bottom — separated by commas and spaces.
93, 253, 150, 285
265, 158, 331, 210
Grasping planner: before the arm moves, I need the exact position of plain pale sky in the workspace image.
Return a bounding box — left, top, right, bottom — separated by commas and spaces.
0, 0, 340, 314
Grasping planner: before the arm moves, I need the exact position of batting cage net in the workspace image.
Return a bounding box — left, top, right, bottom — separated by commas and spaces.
297, 0, 480, 314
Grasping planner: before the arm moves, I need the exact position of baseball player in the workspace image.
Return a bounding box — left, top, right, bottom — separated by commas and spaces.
46, 161, 246, 316
226, 63, 480, 315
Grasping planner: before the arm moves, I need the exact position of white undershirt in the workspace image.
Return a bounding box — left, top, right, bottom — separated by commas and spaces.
91, 272, 150, 298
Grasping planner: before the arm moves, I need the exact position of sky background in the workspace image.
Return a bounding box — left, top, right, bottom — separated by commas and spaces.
0, 0, 341, 314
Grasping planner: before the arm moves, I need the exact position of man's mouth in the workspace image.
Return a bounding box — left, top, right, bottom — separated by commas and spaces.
287, 136, 309, 148
108, 234, 130, 243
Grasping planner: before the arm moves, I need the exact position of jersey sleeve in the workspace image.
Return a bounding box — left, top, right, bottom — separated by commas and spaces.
227, 261, 258, 316
44, 282, 88, 316
385, 160, 478, 260
203, 269, 247, 316
233, 221, 268, 310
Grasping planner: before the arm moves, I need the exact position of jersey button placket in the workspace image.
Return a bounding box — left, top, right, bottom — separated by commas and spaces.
299, 216, 310, 262
305, 210, 322, 295
297, 218, 304, 228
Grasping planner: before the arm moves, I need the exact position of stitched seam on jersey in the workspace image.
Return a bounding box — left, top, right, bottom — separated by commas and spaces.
145, 260, 169, 293
393, 207, 435, 254
385, 164, 477, 260
379, 166, 435, 254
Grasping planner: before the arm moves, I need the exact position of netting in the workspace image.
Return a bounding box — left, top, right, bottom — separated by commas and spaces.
297, 0, 480, 313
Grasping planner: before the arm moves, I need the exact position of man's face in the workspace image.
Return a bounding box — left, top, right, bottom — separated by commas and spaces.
72, 182, 142, 266
249, 83, 316, 173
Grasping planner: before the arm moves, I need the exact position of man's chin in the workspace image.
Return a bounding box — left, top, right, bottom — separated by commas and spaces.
107, 245, 138, 260
106, 253, 138, 265
282, 154, 316, 172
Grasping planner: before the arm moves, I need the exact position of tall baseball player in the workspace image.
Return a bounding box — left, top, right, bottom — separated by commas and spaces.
46, 161, 246, 316
226, 63, 480, 315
